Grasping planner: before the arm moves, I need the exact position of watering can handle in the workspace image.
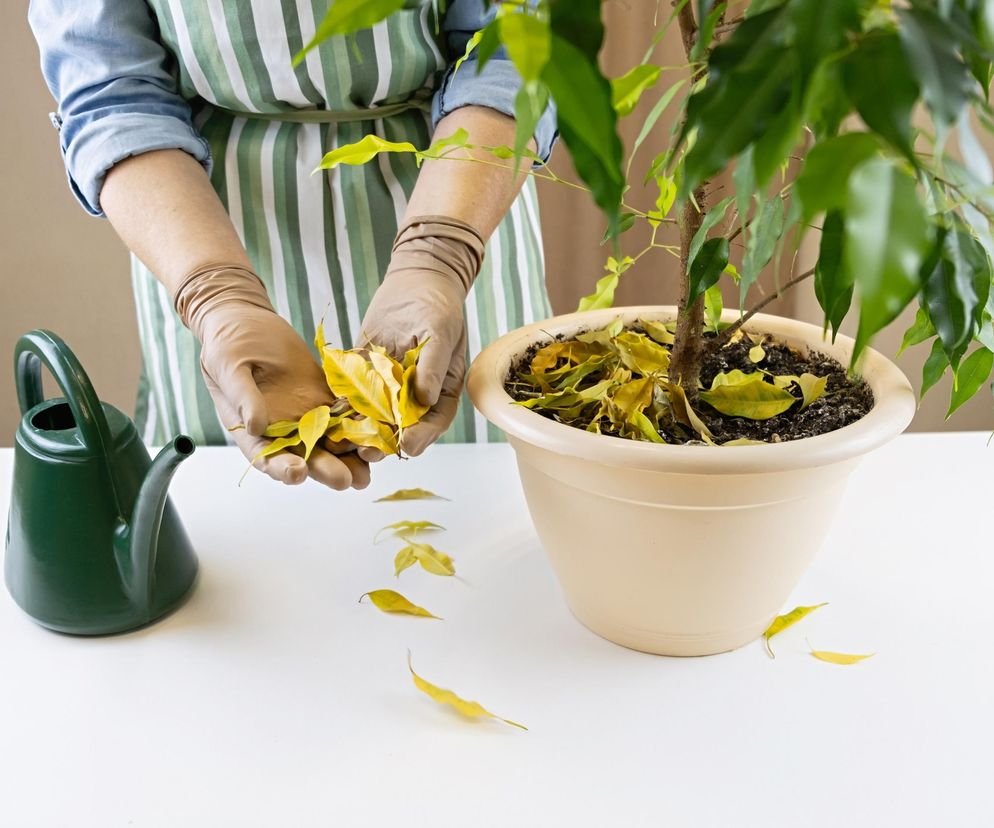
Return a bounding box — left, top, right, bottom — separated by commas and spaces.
14, 329, 116, 456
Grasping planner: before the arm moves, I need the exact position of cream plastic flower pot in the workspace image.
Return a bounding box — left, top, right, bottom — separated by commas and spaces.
468, 307, 916, 656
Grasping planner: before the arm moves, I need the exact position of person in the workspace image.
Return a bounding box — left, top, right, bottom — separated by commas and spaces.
29, 0, 555, 490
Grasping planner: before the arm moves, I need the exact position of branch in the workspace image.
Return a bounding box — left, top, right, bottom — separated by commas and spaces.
710, 267, 816, 349
672, 0, 698, 59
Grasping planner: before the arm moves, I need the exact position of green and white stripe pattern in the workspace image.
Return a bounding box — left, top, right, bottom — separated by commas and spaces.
133, 0, 551, 445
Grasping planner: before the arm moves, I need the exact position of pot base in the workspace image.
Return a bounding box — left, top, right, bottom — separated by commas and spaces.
568, 600, 771, 657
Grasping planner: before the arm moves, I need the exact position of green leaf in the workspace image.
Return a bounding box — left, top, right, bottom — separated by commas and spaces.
611, 64, 662, 117
898, 306, 937, 356
688, 237, 730, 305
318, 134, 419, 170
513, 81, 550, 166
947, 347, 994, 417
294, 0, 406, 66
699, 374, 797, 419
687, 196, 734, 269
542, 33, 624, 225
499, 10, 550, 82
704, 284, 724, 333
804, 57, 850, 140
796, 134, 881, 223
923, 228, 990, 369
577, 256, 633, 312
691, 1, 727, 62
842, 31, 920, 162
814, 211, 853, 341
921, 338, 950, 401
732, 145, 756, 234
630, 79, 686, 162
681, 14, 796, 193
896, 6, 974, 130
452, 26, 486, 77
845, 158, 931, 360
741, 195, 785, 304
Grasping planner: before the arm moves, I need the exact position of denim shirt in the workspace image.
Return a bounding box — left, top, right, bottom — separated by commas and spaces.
28, 0, 557, 217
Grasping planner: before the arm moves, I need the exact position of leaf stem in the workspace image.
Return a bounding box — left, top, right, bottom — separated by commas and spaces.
710, 266, 817, 349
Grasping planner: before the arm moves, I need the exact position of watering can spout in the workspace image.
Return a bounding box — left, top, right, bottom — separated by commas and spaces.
117, 435, 196, 615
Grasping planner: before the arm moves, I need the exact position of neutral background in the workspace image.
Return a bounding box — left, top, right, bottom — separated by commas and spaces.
3, 1, 991, 444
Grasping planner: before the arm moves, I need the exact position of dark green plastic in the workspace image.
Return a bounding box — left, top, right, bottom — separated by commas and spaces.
4, 330, 198, 635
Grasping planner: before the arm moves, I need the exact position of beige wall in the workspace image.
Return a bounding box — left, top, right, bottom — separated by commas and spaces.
2, 2, 990, 445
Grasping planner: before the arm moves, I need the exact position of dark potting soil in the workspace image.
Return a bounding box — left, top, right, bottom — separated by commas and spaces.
507, 330, 874, 445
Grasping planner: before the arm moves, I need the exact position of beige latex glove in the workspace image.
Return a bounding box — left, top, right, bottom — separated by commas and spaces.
358, 216, 485, 459
174, 264, 369, 490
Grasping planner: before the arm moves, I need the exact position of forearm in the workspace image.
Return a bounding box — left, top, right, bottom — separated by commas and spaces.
100, 149, 250, 295
404, 106, 532, 240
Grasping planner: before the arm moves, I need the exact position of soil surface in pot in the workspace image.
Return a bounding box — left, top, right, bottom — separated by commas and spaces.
506, 323, 873, 445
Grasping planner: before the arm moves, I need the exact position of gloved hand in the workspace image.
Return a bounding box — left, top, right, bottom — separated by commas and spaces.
173, 264, 369, 490
358, 216, 486, 458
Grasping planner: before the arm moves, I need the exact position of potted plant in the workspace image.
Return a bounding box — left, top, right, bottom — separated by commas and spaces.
302, 0, 994, 654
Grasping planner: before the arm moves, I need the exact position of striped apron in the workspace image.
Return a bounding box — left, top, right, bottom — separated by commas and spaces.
133, 0, 551, 445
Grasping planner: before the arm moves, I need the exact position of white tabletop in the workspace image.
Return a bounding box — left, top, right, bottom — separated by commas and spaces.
1, 435, 991, 827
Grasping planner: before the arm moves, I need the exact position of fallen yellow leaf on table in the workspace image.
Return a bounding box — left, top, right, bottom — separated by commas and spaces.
408, 653, 526, 730
809, 648, 875, 665
375, 488, 450, 502
763, 603, 828, 658
408, 542, 455, 576
394, 546, 418, 577
360, 590, 441, 619
375, 520, 445, 543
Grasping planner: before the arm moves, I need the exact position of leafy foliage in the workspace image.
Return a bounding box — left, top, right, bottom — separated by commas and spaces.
297, 0, 994, 426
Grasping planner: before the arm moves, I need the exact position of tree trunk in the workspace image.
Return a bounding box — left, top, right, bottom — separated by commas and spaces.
669, 188, 707, 394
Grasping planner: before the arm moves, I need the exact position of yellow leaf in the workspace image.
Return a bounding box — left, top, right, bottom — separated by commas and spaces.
375, 520, 445, 543
575, 317, 624, 346
408, 653, 526, 730
402, 339, 428, 370
712, 369, 763, 388
665, 382, 714, 443
394, 546, 418, 577
319, 347, 395, 424
360, 590, 441, 620
629, 409, 665, 443
327, 416, 399, 455
721, 437, 767, 446
610, 377, 654, 420
772, 374, 799, 389
250, 433, 302, 464
699, 374, 797, 420
614, 331, 671, 375
317, 134, 420, 170
375, 488, 450, 502
369, 349, 404, 423
399, 364, 430, 428
797, 373, 828, 409
409, 541, 455, 576
763, 603, 828, 658
809, 648, 875, 665
640, 318, 676, 345
298, 405, 332, 461
530, 341, 603, 374
264, 419, 302, 438
749, 344, 766, 363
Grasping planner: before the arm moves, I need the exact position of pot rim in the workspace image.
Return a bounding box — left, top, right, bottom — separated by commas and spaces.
467, 306, 917, 475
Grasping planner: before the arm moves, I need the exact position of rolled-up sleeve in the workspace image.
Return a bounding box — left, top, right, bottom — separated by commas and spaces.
432, 0, 558, 163
28, 0, 211, 217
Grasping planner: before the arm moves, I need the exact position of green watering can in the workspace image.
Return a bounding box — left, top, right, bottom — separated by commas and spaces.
4, 330, 198, 635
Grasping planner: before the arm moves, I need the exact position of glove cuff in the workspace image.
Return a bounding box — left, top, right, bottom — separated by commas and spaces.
173, 263, 275, 340
392, 215, 486, 294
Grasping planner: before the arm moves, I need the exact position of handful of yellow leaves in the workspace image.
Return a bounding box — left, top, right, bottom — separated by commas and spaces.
236, 324, 430, 471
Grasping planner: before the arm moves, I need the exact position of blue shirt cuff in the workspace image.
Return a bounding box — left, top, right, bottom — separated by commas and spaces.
60, 111, 212, 217
431, 59, 558, 164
